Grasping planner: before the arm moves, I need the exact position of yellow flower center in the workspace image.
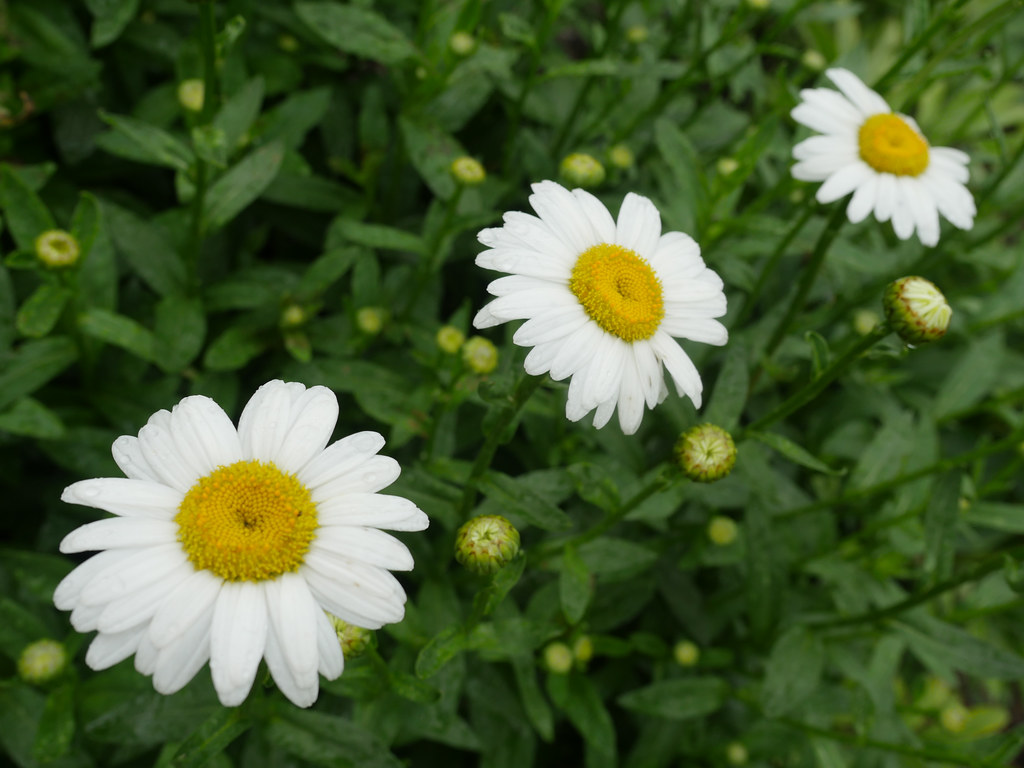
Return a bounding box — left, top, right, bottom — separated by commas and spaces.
857, 114, 929, 176
175, 460, 318, 582
569, 243, 664, 342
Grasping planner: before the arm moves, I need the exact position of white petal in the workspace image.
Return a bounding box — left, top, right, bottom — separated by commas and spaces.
312, 456, 400, 499
798, 86, 866, 126
928, 149, 970, 184
512, 304, 590, 348
304, 550, 405, 602
60, 518, 178, 554
150, 568, 223, 649
524, 339, 563, 376
70, 601, 104, 632
826, 68, 891, 116
615, 362, 646, 435
264, 574, 319, 689
846, 173, 878, 223
890, 182, 916, 240
135, 632, 159, 675
615, 192, 661, 258
264, 611, 317, 708
548, 323, 606, 381
591, 397, 617, 429
662, 317, 729, 346
572, 188, 617, 243
237, 380, 304, 464
477, 247, 574, 281
302, 561, 401, 630
97, 560, 194, 633
792, 154, 860, 182
85, 626, 146, 670
791, 101, 857, 137
61, 478, 182, 520
472, 304, 502, 329
931, 145, 970, 166
138, 409, 205, 493
317, 493, 429, 532
79, 544, 187, 607
582, 335, 628, 410
904, 178, 940, 246
632, 341, 662, 409
210, 581, 268, 707
650, 232, 705, 279
816, 162, 874, 204
652, 332, 703, 407
874, 173, 897, 222
54, 549, 136, 610
273, 387, 340, 474
315, 608, 344, 680
483, 287, 577, 322
313, 527, 415, 571
169, 396, 243, 478
299, 431, 384, 490
152, 608, 212, 695
112, 436, 159, 482
926, 174, 975, 230
529, 180, 601, 254
488, 211, 576, 263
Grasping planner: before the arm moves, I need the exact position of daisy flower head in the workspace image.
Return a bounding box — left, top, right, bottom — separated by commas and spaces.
54, 380, 428, 708
790, 68, 975, 247
472, 181, 728, 435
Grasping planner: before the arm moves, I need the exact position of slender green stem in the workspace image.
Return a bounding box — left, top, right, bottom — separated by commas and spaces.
530, 468, 678, 562
456, 373, 545, 519
744, 323, 890, 436
779, 424, 1024, 521
187, 0, 219, 293
761, 204, 847, 362
733, 205, 815, 328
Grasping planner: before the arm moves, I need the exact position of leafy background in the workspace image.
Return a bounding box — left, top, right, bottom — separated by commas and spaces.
1, 0, 1024, 766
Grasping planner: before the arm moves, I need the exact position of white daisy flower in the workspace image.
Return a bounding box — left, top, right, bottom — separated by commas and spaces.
473, 180, 728, 435
791, 67, 976, 247
54, 380, 428, 708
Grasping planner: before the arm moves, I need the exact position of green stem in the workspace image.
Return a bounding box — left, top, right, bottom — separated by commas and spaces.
530, 468, 678, 561
779, 424, 1024, 521
187, 0, 219, 293
761, 204, 847, 362
743, 323, 890, 436
733, 204, 814, 328
455, 373, 545, 519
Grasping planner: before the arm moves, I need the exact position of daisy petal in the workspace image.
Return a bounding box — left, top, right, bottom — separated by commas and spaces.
60, 518, 179, 554
86, 625, 146, 670
111, 436, 159, 482
61, 478, 182, 520
210, 581, 268, 707
152, 609, 212, 695
315, 608, 344, 680
616, 192, 662, 258
826, 68, 890, 116
316, 493, 429, 531
169, 396, 243, 478
313, 527, 415, 571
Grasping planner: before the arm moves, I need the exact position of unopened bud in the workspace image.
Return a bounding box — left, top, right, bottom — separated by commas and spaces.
327, 614, 372, 658
626, 26, 648, 44
356, 307, 387, 335
455, 514, 521, 574
940, 701, 969, 733
883, 276, 951, 345
802, 50, 827, 71
450, 156, 486, 186
560, 153, 606, 189
673, 640, 700, 667
18, 639, 67, 684
573, 635, 594, 665
608, 143, 634, 169
177, 79, 205, 112
716, 157, 740, 176
543, 641, 573, 674
280, 304, 307, 329
35, 229, 80, 268
674, 424, 737, 482
449, 31, 476, 57
853, 308, 880, 336
707, 515, 739, 546
462, 336, 498, 374
726, 742, 749, 765
436, 325, 466, 354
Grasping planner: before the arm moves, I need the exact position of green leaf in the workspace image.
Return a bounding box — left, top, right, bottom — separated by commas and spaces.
895, 614, 1024, 681
415, 625, 469, 679
213, 77, 265, 153
330, 218, 426, 254
761, 625, 825, 717
0, 397, 65, 439
78, 308, 160, 363
296, 248, 359, 298
254, 88, 331, 150
203, 326, 267, 371
576, 537, 658, 581
102, 201, 187, 296
72, 192, 117, 311
154, 294, 206, 372
87, 0, 140, 47
0, 263, 15, 351
702, 342, 749, 432
923, 472, 960, 583
204, 142, 285, 230
33, 683, 75, 763
265, 709, 402, 768
16, 283, 71, 338
0, 684, 46, 768
475, 554, 526, 617
98, 110, 194, 171
0, 598, 51, 661
744, 498, 780, 641
263, 173, 360, 212
562, 675, 616, 768
653, 118, 704, 233
512, 655, 553, 742
560, 546, 592, 625
748, 431, 843, 475
0, 163, 56, 251
388, 671, 441, 704
805, 330, 831, 378
296, 2, 419, 65
398, 115, 463, 200
964, 501, 1024, 533
0, 336, 78, 412
169, 708, 250, 768
933, 331, 1003, 420
478, 471, 573, 531
618, 677, 728, 720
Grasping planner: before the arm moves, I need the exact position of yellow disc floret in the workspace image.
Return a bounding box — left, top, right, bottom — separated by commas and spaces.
176, 460, 318, 582
569, 243, 664, 342
858, 114, 929, 176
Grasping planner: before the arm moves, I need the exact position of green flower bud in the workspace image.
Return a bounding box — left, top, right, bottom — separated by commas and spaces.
560, 153, 606, 189
18, 639, 67, 684
35, 229, 80, 268
673, 639, 700, 667
707, 515, 739, 546
436, 325, 466, 354
279, 304, 307, 329
608, 143, 634, 170
883, 276, 951, 345
327, 613, 372, 658
626, 26, 648, 44
455, 515, 520, 574
462, 336, 498, 374
726, 742, 749, 765
853, 308, 880, 335
746, 0, 769, 9
716, 157, 740, 176
356, 306, 387, 335
450, 156, 486, 186
940, 701, 969, 733
278, 34, 299, 53
543, 641, 573, 674
449, 31, 476, 57
674, 424, 737, 483
177, 79, 205, 112
801, 50, 827, 71
573, 635, 594, 665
